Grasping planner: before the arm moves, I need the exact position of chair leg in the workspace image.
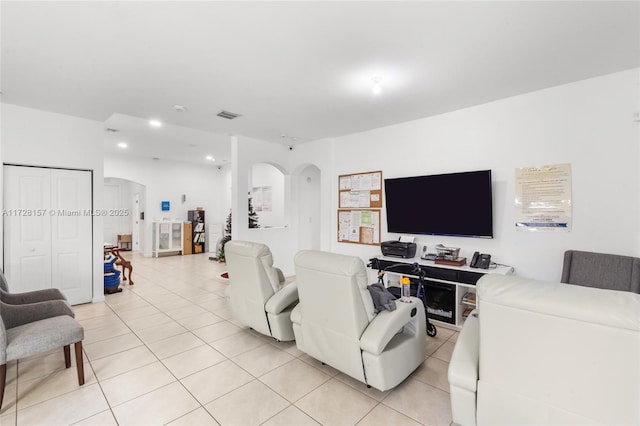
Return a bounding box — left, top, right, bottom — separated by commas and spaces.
0, 363, 6, 410
128, 262, 134, 285
64, 345, 71, 368
74, 341, 85, 386
117, 260, 134, 285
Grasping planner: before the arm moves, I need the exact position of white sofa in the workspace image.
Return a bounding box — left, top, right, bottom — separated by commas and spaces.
449, 274, 640, 426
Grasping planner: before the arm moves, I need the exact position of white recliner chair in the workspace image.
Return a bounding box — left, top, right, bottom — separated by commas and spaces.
291, 250, 426, 391
225, 240, 298, 341
448, 274, 640, 426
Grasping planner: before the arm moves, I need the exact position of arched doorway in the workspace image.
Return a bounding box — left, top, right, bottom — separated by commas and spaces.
103, 177, 146, 253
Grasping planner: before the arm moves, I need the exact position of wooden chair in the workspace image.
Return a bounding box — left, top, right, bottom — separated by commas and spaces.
104, 246, 134, 285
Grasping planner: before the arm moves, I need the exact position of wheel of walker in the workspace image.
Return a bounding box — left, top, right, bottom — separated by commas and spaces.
427, 323, 437, 337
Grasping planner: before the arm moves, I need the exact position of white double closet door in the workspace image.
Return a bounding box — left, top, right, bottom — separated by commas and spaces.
3, 165, 93, 305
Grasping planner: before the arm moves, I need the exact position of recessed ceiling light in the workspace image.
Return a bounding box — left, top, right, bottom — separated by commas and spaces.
205, 155, 215, 161
117, 142, 128, 149
372, 76, 383, 95
149, 119, 162, 127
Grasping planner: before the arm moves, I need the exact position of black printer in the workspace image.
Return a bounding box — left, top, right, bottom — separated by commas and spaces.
381, 240, 417, 258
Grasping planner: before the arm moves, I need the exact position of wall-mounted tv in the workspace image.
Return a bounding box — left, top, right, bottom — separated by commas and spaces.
384, 170, 493, 239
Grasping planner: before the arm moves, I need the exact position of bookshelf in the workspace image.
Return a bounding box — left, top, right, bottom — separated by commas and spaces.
188, 210, 206, 254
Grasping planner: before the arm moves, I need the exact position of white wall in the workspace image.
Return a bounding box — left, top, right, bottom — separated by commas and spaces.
0, 103, 106, 302
300, 69, 639, 282
104, 153, 227, 257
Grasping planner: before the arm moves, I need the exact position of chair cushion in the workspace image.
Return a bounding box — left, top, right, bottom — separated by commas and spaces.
294, 250, 375, 322
226, 240, 283, 293
6, 315, 84, 362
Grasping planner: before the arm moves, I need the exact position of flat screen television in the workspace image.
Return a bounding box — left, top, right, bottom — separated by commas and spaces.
384, 170, 493, 238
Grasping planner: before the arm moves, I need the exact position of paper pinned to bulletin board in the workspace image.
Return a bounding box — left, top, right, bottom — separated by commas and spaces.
338, 209, 381, 245
515, 163, 572, 231
339, 171, 382, 209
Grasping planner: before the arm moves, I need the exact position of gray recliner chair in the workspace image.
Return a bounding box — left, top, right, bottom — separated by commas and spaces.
291, 250, 426, 392
561, 250, 640, 293
225, 240, 298, 341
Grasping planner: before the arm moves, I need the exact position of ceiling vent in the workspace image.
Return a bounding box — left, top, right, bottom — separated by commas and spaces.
217, 110, 242, 120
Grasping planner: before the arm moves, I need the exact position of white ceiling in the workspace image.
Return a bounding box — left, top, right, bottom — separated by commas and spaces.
2, 1, 638, 165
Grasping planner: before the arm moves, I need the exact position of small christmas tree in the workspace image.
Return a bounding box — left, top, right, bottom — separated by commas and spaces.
248, 193, 260, 229
217, 210, 232, 262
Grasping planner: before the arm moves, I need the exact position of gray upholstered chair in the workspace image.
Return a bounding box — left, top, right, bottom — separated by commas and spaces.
561, 250, 640, 293
1, 300, 85, 410
292, 250, 426, 392
0, 268, 68, 305
224, 240, 298, 342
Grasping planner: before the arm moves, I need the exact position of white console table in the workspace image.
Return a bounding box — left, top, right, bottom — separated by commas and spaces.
370, 256, 514, 329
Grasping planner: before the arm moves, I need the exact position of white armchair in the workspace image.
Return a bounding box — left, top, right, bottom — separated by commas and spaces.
291, 250, 426, 392
448, 274, 640, 426
225, 240, 298, 341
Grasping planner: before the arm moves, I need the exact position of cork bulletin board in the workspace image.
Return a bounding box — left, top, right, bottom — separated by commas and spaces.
338, 171, 383, 209
337, 171, 382, 245
337, 209, 381, 245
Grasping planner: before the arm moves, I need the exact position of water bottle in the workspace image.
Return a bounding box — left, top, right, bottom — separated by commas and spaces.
400, 276, 411, 302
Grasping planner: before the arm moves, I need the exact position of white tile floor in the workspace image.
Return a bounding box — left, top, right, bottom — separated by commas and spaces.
1, 252, 457, 425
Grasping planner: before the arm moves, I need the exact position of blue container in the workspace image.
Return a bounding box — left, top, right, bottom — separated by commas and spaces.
104, 269, 121, 287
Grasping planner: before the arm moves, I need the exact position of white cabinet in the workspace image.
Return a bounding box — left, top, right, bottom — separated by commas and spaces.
371, 256, 514, 329
152, 221, 183, 257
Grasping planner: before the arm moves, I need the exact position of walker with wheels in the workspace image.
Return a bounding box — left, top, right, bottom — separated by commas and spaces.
375, 262, 437, 337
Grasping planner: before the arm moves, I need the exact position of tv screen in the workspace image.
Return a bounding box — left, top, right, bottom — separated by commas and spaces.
384, 170, 493, 238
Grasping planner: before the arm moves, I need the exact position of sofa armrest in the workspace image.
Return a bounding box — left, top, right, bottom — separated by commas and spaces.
360, 296, 423, 355
448, 310, 479, 392
265, 282, 298, 314
290, 303, 301, 325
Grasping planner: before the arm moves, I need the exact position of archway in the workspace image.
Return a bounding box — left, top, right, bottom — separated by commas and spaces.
103, 177, 146, 253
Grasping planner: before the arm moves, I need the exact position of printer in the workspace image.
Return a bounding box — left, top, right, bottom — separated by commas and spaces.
381, 240, 417, 258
